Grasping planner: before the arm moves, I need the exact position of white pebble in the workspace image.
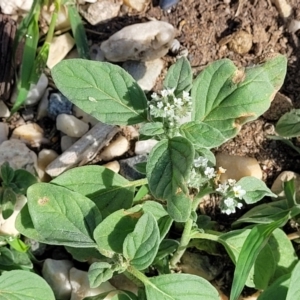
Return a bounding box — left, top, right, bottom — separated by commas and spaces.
99, 135, 129, 161
0, 101, 10, 117
69, 268, 115, 300
0, 123, 9, 144
11, 123, 45, 147
38, 149, 59, 181
73, 105, 99, 126
135, 139, 158, 155
103, 160, 120, 173
56, 114, 89, 138
42, 259, 73, 300
61, 135, 78, 152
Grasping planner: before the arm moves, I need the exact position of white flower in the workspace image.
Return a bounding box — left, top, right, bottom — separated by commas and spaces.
164, 103, 175, 117
194, 156, 208, 168
174, 97, 184, 107
157, 101, 164, 109
204, 167, 215, 179
151, 92, 159, 100
224, 197, 235, 207
216, 183, 229, 194
167, 88, 175, 96
232, 185, 246, 199
161, 89, 169, 97
227, 179, 236, 186
237, 202, 243, 209
224, 207, 236, 215
221, 197, 243, 215
182, 91, 192, 102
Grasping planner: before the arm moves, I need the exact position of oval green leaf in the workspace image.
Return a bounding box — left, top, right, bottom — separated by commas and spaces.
275, 109, 300, 138
52, 59, 148, 125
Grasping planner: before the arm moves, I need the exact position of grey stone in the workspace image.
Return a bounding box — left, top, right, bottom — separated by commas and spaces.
48, 92, 73, 120
119, 155, 147, 180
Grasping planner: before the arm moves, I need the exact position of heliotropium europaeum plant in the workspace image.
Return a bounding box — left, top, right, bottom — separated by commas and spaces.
14, 55, 299, 300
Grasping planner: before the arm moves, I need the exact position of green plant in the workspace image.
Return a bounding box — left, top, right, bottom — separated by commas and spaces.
11, 0, 89, 115
13, 55, 300, 299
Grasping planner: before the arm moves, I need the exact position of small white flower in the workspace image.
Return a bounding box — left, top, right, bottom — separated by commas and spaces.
151, 92, 159, 100
237, 202, 243, 209
149, 104, 155, 110
167, 88, 175, 96
204, 167, 215, 179
174, 97, 184, 107
216, 183, 229, 194
224, 197, 235, 207
161, 89, 169, 97
227, 179, 236, 186
157, 101, 164, 109
225, 207, 236, 215
164, 103, 175, 117
194, 156, 208, 168
232, 185, 246, 199
182, 91, 192, 102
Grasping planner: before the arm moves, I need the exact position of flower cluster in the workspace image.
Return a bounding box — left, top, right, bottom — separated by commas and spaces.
148, 88, 192, 128
216, 179, 246, 215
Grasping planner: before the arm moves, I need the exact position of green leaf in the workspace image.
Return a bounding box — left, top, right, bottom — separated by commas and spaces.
88, 262, 114, 288
167, 191, 192, 222
0, 162, 14, 185
93, 207, 141, 255
163, 57, 193, 97
237, 176, 277, 204
65, 246, 104, 262
84, 290, 138, 300
146, 137, 194, 200
154, 239, 179, 261
257, 273, 290, 300
275, 109, 300, 138
229, 212, 289, 300
145, 274, 219, 300
51, 165, 134, 218
123, 212, 160, 270
0, 270, 55, 299
0, 248, 14, 266
286, 261, 300, 300
51, 60, 148, 125
283, 179, 297, 208
139, 123, 164, 136
12, 169, 37, 194
1, 188, 16, 219
180, 121, 226, 149
192, 56, 287, 141
27, 183, 101, 247
6, 237, 29, 253
133, 185, 149, 201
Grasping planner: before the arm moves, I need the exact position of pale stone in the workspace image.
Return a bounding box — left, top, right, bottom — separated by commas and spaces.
37, 88, 51, 120
61, 136, 78, 152
271, 171, 300, 201
42, 5, 70, 31
289, 19, 300, 34
99, 135, 129, 161
38, 149, 59, 181
73, 106, 99, 126
101, 21, 176, 62
42, 259, 73, 300
103, 160, 120, 173
46, 123, 119, 177
11, 123, 45, 147
80, 0, 122, 26
11, 73, 48, 106
0, 140, 39, 175
0, 0, 33, 14
123, 0, 150, 12
69, 268, 116, 300
0, 195, 27, 236
0, 123, 9, 144
0, 101, 10, 117
271, 0, 292, 18
215, 153, 262, 183
122, 59, 164, 91
47, 33, 75, 69
56, 114, 89, 138
135, 139, 158, 155
65, 48, 79, 60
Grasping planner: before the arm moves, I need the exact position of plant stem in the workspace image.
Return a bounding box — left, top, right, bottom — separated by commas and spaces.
169, 217, 193, 268
129, 178, 148, 187
126, 265, 150, 286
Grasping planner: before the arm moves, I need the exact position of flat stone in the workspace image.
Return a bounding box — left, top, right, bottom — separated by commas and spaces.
11, 123, 45, 147
0, 139, 39, 174
47, 33, 75, 69
42, 259, 73, 300
46, 122, 119, 177
99, 135, 129, 161
271, 171, 300, 201
216, 153, 262, 183
119, 155, 147, 180
56, 114, 89, 138
101, 21, 176, 62
122, 59, 164, 91
61, 135, 79, 152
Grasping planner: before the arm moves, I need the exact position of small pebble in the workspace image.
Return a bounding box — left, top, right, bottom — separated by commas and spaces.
215, 153, 262, 183
0, 101, 10, 118
99, 135, 129, 161
119, 155, 147, 180
69, 268, 116, 299
103, 160, 120, 173
61, 135, 78, 152
56, 114, 89, 138
135, 139, 158, 155
38, 149, 59, 181
73, 105, 99, 126
123, 0, 150, 11
48, 92, 73, 120
159, 0, 179, 10
42, 259, 73, 300
11, 123, 45, 147
0, 123, 9, 144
